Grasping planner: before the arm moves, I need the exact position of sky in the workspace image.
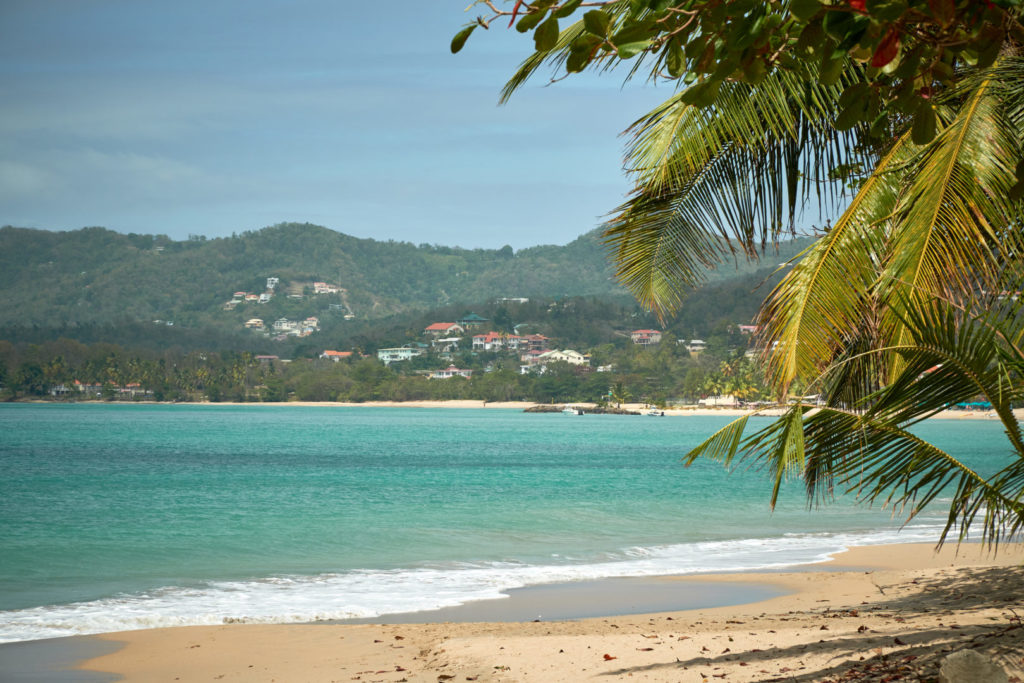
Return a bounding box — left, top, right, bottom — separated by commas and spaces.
0, 1, 671, 249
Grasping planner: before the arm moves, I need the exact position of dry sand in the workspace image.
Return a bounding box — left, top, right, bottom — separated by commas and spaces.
78, 542, 1024, 682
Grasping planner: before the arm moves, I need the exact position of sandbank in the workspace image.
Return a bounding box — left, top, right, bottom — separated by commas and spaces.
74, 542, 1024, 682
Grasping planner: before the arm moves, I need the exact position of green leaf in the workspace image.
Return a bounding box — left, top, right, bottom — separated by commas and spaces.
617, 40, 651, 59
517, 9, 548, 33
583, 9, 611, 37
976, 31, 1001, 68
835, 98, 867, 131
450, 24, 476, 54
610, 23, 654, 47
534, 17, 560, 52
666, 38, 684, 77
795, 20, 825, 55
911, 100, 936, 146
819, 52, 844, 85
789, 0, 822, 21
838, 82, 870, 109
680, 78, 721, 107
554, 0, 584, 19
739, 59, 768, 84
865, 0, 908, 22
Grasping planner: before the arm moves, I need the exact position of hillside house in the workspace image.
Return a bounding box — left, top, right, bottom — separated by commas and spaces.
245, 318, 265, 329
520, 334, 549, 352
320, 350, 353, 361
430, 365, 473, 379
255, 355, 279, 364
458, 313, 489, 329
245, 294, 259, 302
737, 324, 759, 335
472, 331, 522, 351
258, 293, 271, 304
314, 281, 341, 294
686, 339, 707, 354
273, 318, 297, 332
223, 300, 239, 310
520, 349, 589, 373
377, 347, 423, 365
431, 337, 461, 352
266, 277, 279, 290
424, 322, 464, 337
232, 291, 247, 300
631, 329, 662, 346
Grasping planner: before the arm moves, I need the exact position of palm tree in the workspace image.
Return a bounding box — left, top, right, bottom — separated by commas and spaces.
494, 9, 1024, 545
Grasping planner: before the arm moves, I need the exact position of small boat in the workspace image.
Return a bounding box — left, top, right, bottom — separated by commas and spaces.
562, 406, 584, 415
646, 409, 665, 416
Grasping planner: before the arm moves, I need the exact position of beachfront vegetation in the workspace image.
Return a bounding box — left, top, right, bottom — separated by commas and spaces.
0, 292, 770, 405
458, 1, 1024, 545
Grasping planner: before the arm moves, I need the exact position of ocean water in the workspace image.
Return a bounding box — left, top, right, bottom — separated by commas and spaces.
0, 404, 1013, 642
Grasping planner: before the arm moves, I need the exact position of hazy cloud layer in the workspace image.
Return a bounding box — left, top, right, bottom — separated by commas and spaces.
0, 1, 667, 247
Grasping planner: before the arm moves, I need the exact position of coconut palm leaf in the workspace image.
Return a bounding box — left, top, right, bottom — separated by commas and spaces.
688, 282, 1024, 547
883, 65, 1022, 321
756, 131, 913, 394
604, 68, 870, 317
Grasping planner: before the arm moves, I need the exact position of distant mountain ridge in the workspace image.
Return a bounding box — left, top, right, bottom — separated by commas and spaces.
0, 222, 811, 330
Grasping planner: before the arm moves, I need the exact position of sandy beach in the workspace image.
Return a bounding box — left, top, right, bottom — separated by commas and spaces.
74, 542, 1024, 682
151, 399, 1021, 420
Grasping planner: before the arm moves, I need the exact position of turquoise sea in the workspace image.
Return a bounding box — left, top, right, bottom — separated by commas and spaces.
0, 404, 1013, 642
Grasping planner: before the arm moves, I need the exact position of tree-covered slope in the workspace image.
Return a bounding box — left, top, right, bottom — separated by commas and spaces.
0, 222, 811, 329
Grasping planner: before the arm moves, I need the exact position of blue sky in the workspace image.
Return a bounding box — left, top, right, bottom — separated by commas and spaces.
0, 1, 669, 248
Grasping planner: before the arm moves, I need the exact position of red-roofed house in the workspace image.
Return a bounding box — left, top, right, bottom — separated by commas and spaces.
472, 331, 522, 351
320, 350, 353, 361
424, 322, 464, 337
631, 329, 662, 346
521, 334, 549, 352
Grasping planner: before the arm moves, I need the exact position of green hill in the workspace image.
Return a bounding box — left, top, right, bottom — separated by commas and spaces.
0, 222, 811, 337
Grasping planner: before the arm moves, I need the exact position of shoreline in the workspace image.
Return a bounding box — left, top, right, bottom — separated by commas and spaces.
65, 542, 1024, 682
9, 399, 1019, 420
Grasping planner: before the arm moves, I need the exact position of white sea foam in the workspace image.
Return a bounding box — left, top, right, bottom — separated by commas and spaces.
0, 524, 945, 643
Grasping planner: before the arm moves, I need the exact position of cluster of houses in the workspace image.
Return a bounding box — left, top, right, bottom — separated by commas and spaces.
225, 277, 279, 310
371, 314, 596, 377
242, 316, 321, 340
49, 381, 153, 399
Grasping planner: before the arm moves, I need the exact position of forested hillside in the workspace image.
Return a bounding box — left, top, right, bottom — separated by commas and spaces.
0, 223, 810, 334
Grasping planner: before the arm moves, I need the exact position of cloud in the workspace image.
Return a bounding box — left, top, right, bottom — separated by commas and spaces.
0, 160, 54, 199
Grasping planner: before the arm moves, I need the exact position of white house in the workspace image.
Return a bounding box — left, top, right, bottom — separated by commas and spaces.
314, 281, 341, 294
377, 347, 423, 365
258, 293, 271, 304
266, 277, 279, 290
430, 365, 472, 379
686, 339, 707, 354
631, 329, 662, 346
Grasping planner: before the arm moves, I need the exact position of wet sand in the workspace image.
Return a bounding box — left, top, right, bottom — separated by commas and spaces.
68, 542, 1024, 682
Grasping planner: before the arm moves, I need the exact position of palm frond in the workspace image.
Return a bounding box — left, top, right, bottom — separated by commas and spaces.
757, 131, 915, 394
605, 68, 871, 317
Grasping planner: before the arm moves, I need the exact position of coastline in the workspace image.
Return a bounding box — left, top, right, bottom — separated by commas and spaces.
73, 542, 1024, 682
13, 398, 1020, 420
